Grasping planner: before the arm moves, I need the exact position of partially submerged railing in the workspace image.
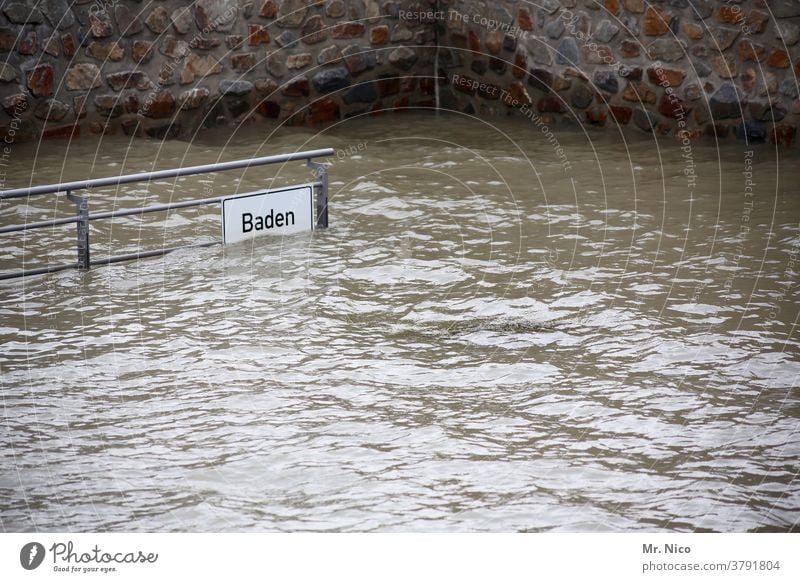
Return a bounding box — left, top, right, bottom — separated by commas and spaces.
0, 148, 333, 280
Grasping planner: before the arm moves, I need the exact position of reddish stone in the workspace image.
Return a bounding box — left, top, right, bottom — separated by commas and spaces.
419, 77, 435, 96
771, 124, 796, 147
622, 81, 657, 104
504, 81, 531, 107
132, 40, 154, 63
746, 11, 769, 34
604, 0, 621, 15
27, 65, 54, 97
682, 22, 703, 40
655, 122, 673, 135
705, 123, 730, 138
87, 41, 124, 61
281, 78, 309, 97
43, 124, 79, 140
142, 91, 175, 118
256, 100, 280, 117
17, 30, 36, 55
740, 68, 756, 92
453, 74, 476, 95
737, 40, 766, 62
767, 48, 790, 69
190, 37, 221, 50
468, 30, 481, 54
232, 53, 257, 72
538, 95, 564, 113
518, 8, 533, 31
260, 0, 277, 18
643, 6, 672, 36
73, 95, 88, 119
302, 15, 327, 44
226, 35, 244, 50
378, 76, 400, 96
718, 5, 745, 25
586, 108, 608, 126
513, 52, 527, 79
393, 96, 410, 111
106, 71, 152, 91
332, 22, 365, 39
658, 93, 691, 118
123, 94, 140, 113
400, 77, 417, 92
620, 40, 640, 58
647, 66, 685, 87
309, 98, 339, 125
478, 83, 500, 100
370, 25, 389, 45
0, 28, 16, 51
89, 11, 114, 38
2, 93, 29, 116
676, 128, 701, 141
248, 24, 270, 45
610, 105, 633, 124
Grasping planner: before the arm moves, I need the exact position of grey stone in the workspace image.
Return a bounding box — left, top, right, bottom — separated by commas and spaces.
266, 53, 286, 78
750, 101, 787, 122
41, 0, 75, 30
388, 47, 417, 70
735, 121, 767, 143
545, 19, 564, 39
779, 78, 799, 98
344, 82, 377, 104
342, 45, 371, 75
531, 42, 553, 65
772, 0, 800, 18
3, 3, 43, 24
571, 84, 594, 108
0, 63, 17, 82
312, 67, 351, 93
179, 87, 210, 110
646, 38, 686, 62
275, 30, 298, 48
503, 34, 516, 52
193, 0, 238, 32
34, 98, 69, 121
709, 84, 745, 119
776, 22, 799, 46
687, 0, 714, 20
318, 45, 341, 65
391, 24, 413, 42
171, 7, 193, 34
593, 70, 619, 93
709, 27, 739, 51
278, 0, 308, 28
594, 20, 619, 43
115, 5, 143, 36
541, 0, 561, 14
555, 37, 578, 65
633, 109, 656, 132
219, 80, 254, 96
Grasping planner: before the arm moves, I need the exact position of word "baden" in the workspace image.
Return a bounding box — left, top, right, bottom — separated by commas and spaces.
242, 209, 295, 232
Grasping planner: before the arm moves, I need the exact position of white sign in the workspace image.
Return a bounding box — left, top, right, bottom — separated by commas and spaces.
221, 183, 314, 244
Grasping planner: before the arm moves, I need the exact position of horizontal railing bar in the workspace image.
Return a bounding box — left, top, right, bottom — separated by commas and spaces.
0, 148, 334, 200
0, 181, 324, 232
90, 241, 221, 266
0, 262, 80, 281
0, 215, 80, 234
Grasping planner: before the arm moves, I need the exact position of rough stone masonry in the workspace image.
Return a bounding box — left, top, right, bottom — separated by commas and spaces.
0, 0, 798, 147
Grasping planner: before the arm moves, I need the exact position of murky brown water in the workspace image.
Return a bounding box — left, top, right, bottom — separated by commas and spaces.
1, 113, 799, 532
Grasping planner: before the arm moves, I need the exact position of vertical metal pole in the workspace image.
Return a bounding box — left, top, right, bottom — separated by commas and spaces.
307, 159, 329, 229
66, 190, 90, 270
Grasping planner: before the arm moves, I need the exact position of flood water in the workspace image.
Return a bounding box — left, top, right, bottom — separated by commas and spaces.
1, 113, 799, 532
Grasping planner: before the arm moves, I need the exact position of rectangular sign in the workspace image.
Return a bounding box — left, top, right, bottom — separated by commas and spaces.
221, 183, 314, 244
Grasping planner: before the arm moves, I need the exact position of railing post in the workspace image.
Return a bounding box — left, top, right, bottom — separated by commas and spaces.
307, 159, 329, 229
66, 190, 90, 270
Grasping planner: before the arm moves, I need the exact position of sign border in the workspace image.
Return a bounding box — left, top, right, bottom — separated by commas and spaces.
221, 183, 315, 244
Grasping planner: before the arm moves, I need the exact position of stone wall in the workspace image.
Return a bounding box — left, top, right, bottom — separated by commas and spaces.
434, 0, 800, 146
0, 0, 435, 141
2, 1, 799, 147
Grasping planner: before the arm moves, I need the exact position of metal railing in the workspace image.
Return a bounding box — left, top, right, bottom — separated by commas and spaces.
0, 148, 333, 280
